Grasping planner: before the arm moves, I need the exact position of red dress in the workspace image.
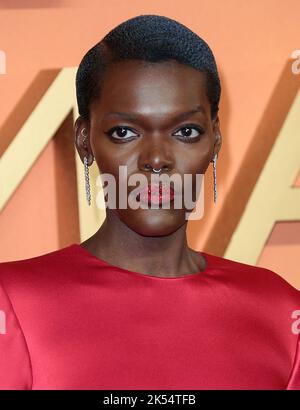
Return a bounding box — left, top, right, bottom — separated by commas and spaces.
0, 243, 299, 390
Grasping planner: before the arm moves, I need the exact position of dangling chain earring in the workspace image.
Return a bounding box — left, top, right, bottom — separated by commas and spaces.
213, 153, 218, 204
82, 128, 92, 206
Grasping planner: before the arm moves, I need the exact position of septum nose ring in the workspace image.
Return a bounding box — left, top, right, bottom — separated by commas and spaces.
152, 168, 162, 174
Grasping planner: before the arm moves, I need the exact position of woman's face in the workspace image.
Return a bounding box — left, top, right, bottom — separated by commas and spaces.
75, 59, 221, 236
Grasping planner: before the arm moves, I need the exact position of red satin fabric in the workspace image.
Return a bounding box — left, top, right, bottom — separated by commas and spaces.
0, 243, 299, 390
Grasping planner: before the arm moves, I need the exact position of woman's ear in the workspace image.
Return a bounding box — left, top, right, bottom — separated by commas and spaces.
74, 116, 93, 165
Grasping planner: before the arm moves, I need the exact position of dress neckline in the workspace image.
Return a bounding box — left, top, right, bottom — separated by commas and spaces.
69, 243, 210, 280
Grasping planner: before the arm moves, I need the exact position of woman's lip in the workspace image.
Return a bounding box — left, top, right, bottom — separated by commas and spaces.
138, 192, 175, 206
137, 183, 175, 205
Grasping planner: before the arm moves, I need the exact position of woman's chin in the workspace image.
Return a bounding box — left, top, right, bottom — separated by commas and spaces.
117, 208, 186, 237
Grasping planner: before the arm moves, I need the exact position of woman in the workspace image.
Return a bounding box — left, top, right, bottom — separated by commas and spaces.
0, 14, 299, 390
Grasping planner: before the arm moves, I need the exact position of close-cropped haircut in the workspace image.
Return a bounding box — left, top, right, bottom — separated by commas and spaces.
76, 14, 221, 121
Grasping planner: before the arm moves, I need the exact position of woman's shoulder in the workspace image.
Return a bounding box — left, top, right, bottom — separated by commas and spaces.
0, 244, 77, 286
203, 251, 300, 300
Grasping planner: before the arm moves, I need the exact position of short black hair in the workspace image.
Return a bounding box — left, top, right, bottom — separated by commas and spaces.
75, 14, 221, 121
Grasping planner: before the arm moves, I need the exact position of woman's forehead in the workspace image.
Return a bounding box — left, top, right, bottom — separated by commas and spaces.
93, 60, 209, 116
101, 59, 206, 91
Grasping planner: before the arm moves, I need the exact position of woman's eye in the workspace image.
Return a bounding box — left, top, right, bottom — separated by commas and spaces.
104, 126, 138, 140
173, 126, 204, 141
104, 125, 204, 142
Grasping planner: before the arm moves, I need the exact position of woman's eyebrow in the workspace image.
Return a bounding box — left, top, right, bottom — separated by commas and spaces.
104, 105, 205, 122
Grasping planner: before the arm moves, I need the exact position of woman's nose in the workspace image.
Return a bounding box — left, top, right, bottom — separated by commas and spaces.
137, 135, 175, 174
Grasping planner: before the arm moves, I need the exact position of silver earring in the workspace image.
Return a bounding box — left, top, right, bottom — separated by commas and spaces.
84, 156, 91, 206
82, 128, 92, 206
213, 154, 218, 204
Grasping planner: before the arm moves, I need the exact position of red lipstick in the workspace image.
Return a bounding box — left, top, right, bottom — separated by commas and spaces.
137, 183, 175, 206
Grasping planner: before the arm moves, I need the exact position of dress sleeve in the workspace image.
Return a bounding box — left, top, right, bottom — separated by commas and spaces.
0, 281, 32, 390
286, 317, 300, 389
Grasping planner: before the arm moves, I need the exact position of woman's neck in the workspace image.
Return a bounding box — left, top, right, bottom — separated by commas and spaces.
80, 210, 206, 277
